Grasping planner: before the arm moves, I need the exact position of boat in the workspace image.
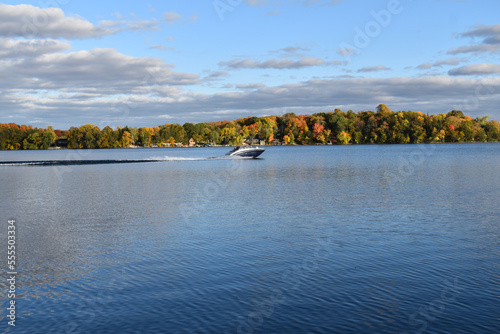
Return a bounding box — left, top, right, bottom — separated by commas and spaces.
226, 146, 265, 158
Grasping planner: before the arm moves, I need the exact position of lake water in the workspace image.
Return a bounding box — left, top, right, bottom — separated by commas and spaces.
1, 144, 499, 334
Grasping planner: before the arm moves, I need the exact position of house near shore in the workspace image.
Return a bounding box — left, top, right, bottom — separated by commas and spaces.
188, 138, 196, 147
52, 138, 69, 148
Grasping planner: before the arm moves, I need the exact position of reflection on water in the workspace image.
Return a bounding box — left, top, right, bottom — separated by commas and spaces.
0, 144, 499, 333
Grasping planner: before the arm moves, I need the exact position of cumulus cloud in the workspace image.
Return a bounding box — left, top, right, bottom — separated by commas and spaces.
0, 4, 109, 39
5, 76, 500, 128
219, 57, 341, 69
448, 63, 500, 76
99, 18, 162, 32
416, 63, 432, 70
448, 44, 500, 55
433, 57, 469, 67
164, 12, 182, 25
448, 23, 500, 55
0, 48, 199, 93
203, 71, 229, 82
460, 24, 500, 40
235, 83, 267, 90
149, 44, 175, 51
337, 47, 358, 56
0, 4, 161, 39
0, 38, 70, 58
269, 46, 311, 55
416, 57, 469, 70
357, 65, 391, 73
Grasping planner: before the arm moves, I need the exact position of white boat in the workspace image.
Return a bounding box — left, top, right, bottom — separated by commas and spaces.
226, 146, 265, 158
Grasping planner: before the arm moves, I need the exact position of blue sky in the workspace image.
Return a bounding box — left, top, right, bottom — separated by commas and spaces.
1, 0, 500, 129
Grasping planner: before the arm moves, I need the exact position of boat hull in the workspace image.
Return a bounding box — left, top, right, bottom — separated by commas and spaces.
227, 147, 265, 158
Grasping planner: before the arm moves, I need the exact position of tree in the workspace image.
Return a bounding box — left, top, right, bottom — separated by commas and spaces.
98, 126, 114, 148
138, 127, 154, 147
22, 131, 39, 150
221, 127, 237, 145
312, 123, 329, 143
40, 130, 56, 149
485, 120, 500, 141
2, 107, 500, 150
376, 104, 391, 115
120, 131, 132, 147
337, 131, 351, 145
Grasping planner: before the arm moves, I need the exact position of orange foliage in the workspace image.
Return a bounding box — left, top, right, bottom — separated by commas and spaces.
312, 123, 324, 138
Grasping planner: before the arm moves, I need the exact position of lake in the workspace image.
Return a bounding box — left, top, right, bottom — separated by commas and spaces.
1, 144, 499, 334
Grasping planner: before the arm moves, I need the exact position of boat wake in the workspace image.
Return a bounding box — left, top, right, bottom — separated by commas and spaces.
0, 155, 254, 166
148, 155, 253, 161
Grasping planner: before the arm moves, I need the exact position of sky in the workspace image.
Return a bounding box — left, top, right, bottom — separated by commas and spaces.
1, 0, 500, 129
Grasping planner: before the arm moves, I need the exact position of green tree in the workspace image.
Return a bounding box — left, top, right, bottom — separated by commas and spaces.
22, 131, 39, 150
40, 130, 56, 149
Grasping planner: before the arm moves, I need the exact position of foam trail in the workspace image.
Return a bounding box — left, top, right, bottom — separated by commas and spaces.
148, 155, 246, 161
149, 156, 211, 161
0, 159, 160, 166
0, 155, 250, 166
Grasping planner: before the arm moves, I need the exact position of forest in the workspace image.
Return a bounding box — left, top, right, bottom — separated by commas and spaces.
1, 105, 500, 150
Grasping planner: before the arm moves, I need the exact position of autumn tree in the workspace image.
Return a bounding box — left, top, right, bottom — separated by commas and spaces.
2, 107, 500, 150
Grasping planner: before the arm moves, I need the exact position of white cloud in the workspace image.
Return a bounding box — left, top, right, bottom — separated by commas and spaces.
433, 57, 469, 67
0, 4, 161, 39
337, 47, 357, 56
235, 83, 267, 90
448, 23, 500, 55
0, 4, 108, 39
416, 57, 469, 70
416, 63, 432, 70
203, 71, 230, 82
99, 18, 162, 32
0, 38, 70, 59
164, 12, 182, 25
4, 76, 500, 128
149, 44, 175, 51
357, 65, 391, 73
219, 57, 340, 69
269, 46, 311, 55
461, 24, 500, 40
448, 44, 500, 55
448, 63, 500, 76
0, 48, 199, 93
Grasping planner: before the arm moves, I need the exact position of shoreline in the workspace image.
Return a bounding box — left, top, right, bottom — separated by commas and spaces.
21, 141, 500, 151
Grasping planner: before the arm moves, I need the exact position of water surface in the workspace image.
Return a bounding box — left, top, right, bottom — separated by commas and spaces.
0, 144, 499, 333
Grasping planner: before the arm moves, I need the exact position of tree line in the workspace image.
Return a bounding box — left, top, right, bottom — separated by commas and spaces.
1, 105, 500, 150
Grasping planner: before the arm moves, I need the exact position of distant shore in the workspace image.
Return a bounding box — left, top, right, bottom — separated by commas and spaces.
2, 107, 499, 150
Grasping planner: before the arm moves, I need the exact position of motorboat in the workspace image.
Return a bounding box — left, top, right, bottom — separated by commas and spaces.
226, 146, 265, 158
